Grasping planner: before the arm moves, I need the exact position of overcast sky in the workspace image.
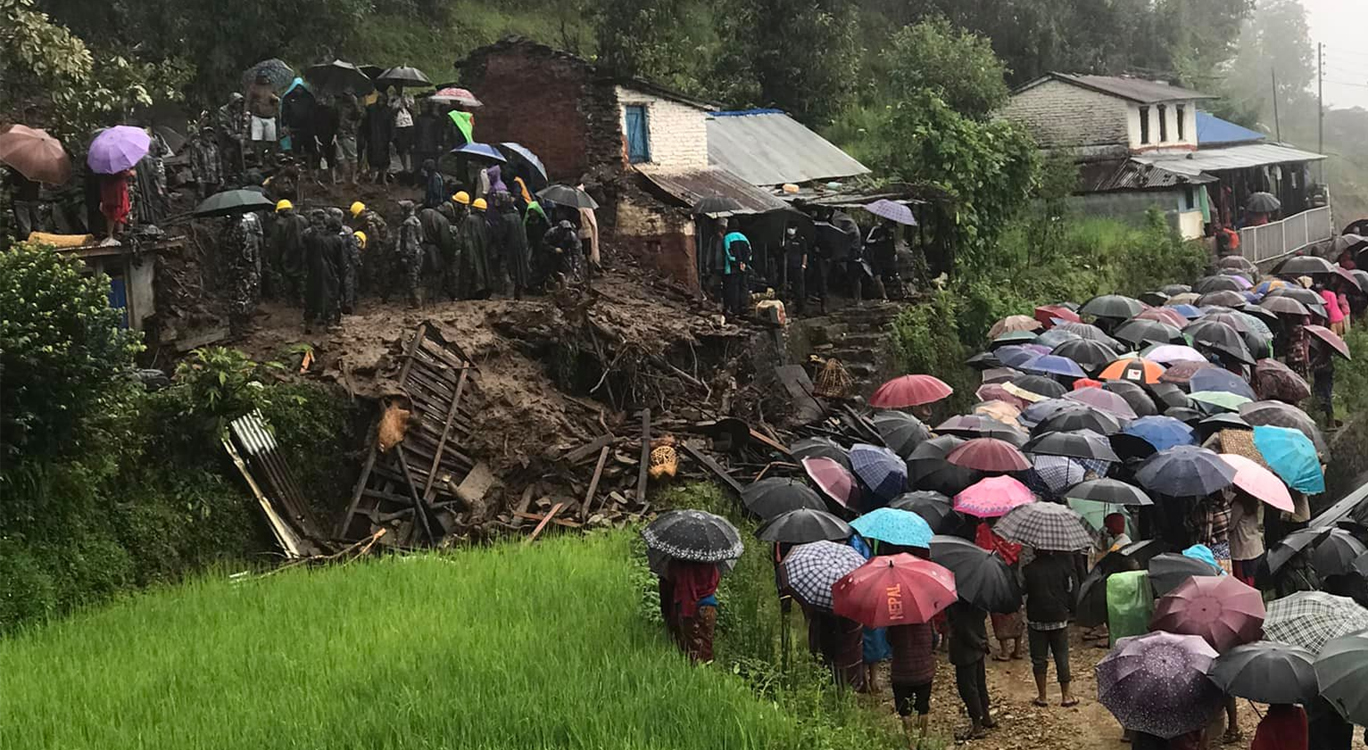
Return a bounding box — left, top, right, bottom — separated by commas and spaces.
1303, 0, 1368, 109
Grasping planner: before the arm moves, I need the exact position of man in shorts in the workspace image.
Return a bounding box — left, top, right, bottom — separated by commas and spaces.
246, 73, 280, 167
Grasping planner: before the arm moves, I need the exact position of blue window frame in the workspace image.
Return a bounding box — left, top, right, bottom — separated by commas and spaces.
625, 105, 650, 164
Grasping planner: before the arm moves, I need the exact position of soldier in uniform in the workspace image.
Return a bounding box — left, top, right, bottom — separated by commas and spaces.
543, 218, 583, 287
188, 126, 222, 199
396, 201, 423, 308
441, 192, 471, 299
418, 202, 453, 305
227, 209, 264, 334
328, 207, 360, 314
349, 201, 388, 297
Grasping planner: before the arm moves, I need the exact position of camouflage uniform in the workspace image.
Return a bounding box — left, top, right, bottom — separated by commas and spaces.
351, 209, 389, 297
188, 132, 221, 198
396, 202, 423, 307
228, 212, 263, 331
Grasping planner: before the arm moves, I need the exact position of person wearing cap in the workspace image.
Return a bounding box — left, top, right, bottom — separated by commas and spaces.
348, 201, 389, 297
457, 197, 492, 298
268, 199, 309, 303
439, 192, 471, 298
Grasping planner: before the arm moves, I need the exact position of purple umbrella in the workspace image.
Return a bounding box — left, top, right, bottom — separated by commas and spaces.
87, 126, 150, 174
1065, 388, 1139, 420
863, 199, 917, 226
995, 345, 1040, 369
1096, 632, 1224, 739
1027, 355, 1087, 379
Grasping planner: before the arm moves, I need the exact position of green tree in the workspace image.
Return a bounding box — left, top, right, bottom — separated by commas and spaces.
1220, 0, 1315, 133
592, 0, 720, 96
0, 243, 143, 463
882, 17, 1010, 120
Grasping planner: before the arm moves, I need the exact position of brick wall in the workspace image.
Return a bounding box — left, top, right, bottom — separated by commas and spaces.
616, 196, 698, 290
616, 86, 709, 173
1003, 80, 1131, 149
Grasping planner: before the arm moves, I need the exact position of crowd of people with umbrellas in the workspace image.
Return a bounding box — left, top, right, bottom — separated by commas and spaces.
0, 58, 604, 333
642, 249, 1368, 748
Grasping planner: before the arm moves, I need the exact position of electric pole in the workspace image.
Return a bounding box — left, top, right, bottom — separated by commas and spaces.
1271, 67, 1281, 141
1318, 42, 1325, 181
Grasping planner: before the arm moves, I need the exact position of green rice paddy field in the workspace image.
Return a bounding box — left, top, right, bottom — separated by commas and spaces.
0, 532, 888, 750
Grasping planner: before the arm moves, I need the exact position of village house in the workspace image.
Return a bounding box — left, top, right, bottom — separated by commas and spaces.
1004, 73, 1331, 261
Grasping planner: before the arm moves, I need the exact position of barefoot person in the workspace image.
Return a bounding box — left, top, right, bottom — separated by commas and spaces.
1023, 549, 1077, 708
946, 600, 994, 740
977, 520, 1024, 661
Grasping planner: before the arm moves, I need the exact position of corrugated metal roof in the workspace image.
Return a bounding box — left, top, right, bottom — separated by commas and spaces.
1078, 159, 1215, 193
636, 165, 792, 215
707, 110, 870, 186
1020, 73, 1215, 104
1134, 143, 1326, 176
1196, 112, 1266, 147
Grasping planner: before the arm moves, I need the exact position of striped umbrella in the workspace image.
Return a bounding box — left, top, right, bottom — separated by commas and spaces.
1264, 592, 1368, 653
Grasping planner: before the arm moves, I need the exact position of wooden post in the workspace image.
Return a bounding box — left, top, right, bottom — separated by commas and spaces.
580, 446, 611, 521
525, 502, 565, 545
637, 408, 651, 505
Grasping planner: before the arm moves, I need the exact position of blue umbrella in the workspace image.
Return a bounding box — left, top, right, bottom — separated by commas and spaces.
1135, 445, 1236, 497
1169, 304, 1205, 319
849, 444, 908, 503
1253, 425, 1325, 494
1189, 368, 1257, 400
453, 142, 507, 162
1027, 355, 1087, 379
1122, 416, 1196, 452
995, 345, 1041, 369
863, 199, 917, 226
850, 508, 933, 548
498, 142, 547, 179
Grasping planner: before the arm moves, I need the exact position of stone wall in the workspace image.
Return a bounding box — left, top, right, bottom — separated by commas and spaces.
615, 86, 709, 173
1003, 79, 1131, 150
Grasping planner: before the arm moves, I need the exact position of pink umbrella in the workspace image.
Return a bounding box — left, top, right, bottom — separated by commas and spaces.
1219, 453, 1295, 512
1036, 304, 1082, 328
1144, 345, 1209, 364
833, 554, 958, 627
802, 456, 861, 509
975, 383, 1029, 410
1065, 388, 1139, 420
429, 87, 483, 108
953, 476, 1035, 518
1135, 307, 1190, 329
1151, 575, 1266, 652
946, 437, 1031, 472
870, 375, 954, 409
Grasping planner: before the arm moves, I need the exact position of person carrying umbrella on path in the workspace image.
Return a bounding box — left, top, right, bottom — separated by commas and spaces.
975, 521, 1025, 662
946, 597, 995, 740
864, 217, 897, 300
1023, 548, 1078, 708
667, 559, 721, 663
1309, 333, 1339, 426
642, 510, 741, 664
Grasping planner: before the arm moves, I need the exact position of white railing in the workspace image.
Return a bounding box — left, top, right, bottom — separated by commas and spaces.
1239, 206, 1334, 264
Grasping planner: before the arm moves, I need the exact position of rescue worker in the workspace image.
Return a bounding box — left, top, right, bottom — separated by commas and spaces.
227, 209, 264, 334
269, 199, 309, 303
396, 200, 423, 307
349, 201, 388, 297
457, 197, 492, 299
782, 225, 809, 315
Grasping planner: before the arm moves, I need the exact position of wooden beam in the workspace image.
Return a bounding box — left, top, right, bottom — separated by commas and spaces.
510, 485, 536, 530
564, 434, 617, 464
679, 443, 746, 497
396, 451, 436, 544
524, 502, 565, 545
421, 365, 470, 499
748, 428, 791, 457
637, 409, 651, 505
580, 446, 611, 521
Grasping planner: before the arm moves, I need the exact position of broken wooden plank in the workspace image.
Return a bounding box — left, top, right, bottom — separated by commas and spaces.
679, 443, 746, 497
774, 364, 824, 423
396, 451, 436, 544
510, 485, 536, 530
422, 366, 471, 499
564, 434, 617, 464
513, 511, 584, 529
580, 446, 611, 521
524, 502, 565, 545
637, 408, 651, 505
748, 428, 792, 457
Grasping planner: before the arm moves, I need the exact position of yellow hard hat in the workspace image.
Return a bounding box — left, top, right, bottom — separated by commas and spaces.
453, 191, 471, 205
275, 199, 293, 212
473, 198, 488, 211
350, 201, 365, 218
355, 231, 368, 249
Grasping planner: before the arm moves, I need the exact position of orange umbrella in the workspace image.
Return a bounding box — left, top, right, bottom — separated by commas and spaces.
1100, 358, 1165, 384
0, 125, 71, 185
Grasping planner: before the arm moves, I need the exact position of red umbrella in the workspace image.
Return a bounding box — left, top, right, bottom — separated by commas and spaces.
0, 125, 71, 185
832, 553, 958, 627
945, 437, 1030, 472
802, 456, 860, 509
1135, 307, 1190, 328
1150, 575, 1266, 652
870, 375, 954, 409
1035, 304, 1082, 328
1306, 325, 1351, 360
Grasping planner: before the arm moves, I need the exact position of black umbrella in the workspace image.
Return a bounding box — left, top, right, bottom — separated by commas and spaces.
375, 65, 431, 89
1114, 318, 1186, 348
1165, 406, 1206, 424
1037, 328, 1081, 350
1187, 321, 1254, 365
1081, 294, 1144, 320
1194, 413, 1251, 439
1140, 291, 1171, 307
642, 509, 744, 562
1266, 285, 1329, 315
358, 64, 385, 81
908, 435, 983, 496
872, 410, 930, 459
1024, 430, 1120, 462
1135, 445, 1236, 497
1051, 339, 1117, 374
935, 415, 1028, 446
1147, 382, 1192, 411
1064, 478, 1152, 506
966, 351, 1003, 371
1161, 284, 1194, 296
888, 491, 959, 533
1260, 296, 1311, 317
497, 143, 549, 191
791, 437, 851, 471
537, 184, 599, 210
1311, 528, 1368, 576
1148, 552, 1222, 597
1240, 401, 1328, 454
756, 508, 853, 544
693, 194, 743, 215
1246, 191, 1282, 213
304, 60, 373, 94
242, 58, 294, 91
1217, 255, 1260, 276
930, 535, 1023, 613
1210, 641, 1318, 705
1035, 405, 1122, 436
1053, 322, 1124, 350
1011, 374, 1069, 399
1276, 254, 1333, 276
192, 189, 274, 218
741, 478, 826, 519
1197, 290, 1248, 308
1104, 381, 1158, 418
1194, 275, 1244, 294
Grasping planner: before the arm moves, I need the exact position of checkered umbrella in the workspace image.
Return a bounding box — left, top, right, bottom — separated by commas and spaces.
641, 509, 744, 563
1025, 455, 1087, 497
849, 443, 908, 501
782, 540, 868, 611
993, 502, 1093, 552
1263, 592, 1368, 653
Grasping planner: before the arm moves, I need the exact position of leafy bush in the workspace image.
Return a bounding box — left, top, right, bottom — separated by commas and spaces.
171, 347, 284, 439
0, 243, 142, 463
